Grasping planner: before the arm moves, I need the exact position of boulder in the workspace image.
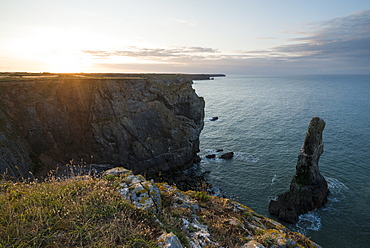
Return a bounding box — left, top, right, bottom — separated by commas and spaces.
269, 117, 329, 223
210, 117, 218, 121
104, 167, 162, 214
206, 154, 216, 159
220, 152, 234, 159
157, 232, 183, 248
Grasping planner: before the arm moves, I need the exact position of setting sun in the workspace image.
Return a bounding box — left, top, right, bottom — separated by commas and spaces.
44, 51, 90, 73
8, 27, 111, 72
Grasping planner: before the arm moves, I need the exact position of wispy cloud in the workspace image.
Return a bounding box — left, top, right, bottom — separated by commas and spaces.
84, 10, 370, 74
228, 10, 370, 73
273, 10, 370, 61
82, 46, 220, 63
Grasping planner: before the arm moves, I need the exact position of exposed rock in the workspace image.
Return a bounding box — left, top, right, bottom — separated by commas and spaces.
104, 167, 162, 214
241, 240, 265, 248
205, 154, 216, 159
0, 73, 205, 178
210, 117, 218, 121
269, 117, 329, 223
220, 152, 234, 159
216, 149, 223, 152
101, 167, 321, 248
150, 163, 212, 192
157, 182, 218, 247
157, 232, 183, 248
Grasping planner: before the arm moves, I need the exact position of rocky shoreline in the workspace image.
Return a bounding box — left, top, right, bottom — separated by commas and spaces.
0, 73, 226, 179
0, 72, 324, 247
102, 167, 322, 247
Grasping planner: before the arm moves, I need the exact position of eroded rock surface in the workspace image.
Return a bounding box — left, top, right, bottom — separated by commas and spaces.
269, 117, 329, 223
0, 73, 205, 178
103, 167, 322, 248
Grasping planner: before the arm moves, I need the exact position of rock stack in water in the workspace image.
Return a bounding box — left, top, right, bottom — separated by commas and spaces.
269, 117, 329, 223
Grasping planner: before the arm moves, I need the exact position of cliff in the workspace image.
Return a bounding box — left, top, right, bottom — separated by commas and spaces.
0, 73, 209, 179
104, 167, 322, 248
0, 167, 322, 248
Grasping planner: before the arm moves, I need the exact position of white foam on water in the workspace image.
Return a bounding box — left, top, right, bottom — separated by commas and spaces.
311, 177, 349, 214
233, 152, 260, 163
271, 174, 277, 185
295, 211, 322, 235
325, 177, 349, 207
267, 195, 277, 202
294, 177, 348, 235
326, 177, 349, 193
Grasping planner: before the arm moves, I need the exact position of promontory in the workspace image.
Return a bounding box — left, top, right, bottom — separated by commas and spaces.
0, 73, 223, 179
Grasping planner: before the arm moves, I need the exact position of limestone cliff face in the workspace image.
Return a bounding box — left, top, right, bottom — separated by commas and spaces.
0, 74, 205, 178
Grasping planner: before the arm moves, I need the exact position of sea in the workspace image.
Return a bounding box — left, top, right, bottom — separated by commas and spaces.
192, 75, 370, 248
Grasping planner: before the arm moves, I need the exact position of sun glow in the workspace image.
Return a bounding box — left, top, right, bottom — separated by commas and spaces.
43, 51, 91, 73
10, 27, 114, 72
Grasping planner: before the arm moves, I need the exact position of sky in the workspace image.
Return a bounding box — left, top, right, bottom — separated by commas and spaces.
1, 0, 370, 74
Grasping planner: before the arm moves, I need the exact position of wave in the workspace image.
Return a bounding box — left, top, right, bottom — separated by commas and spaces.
234, 152, 260, 163
270, 174, 277, 185
294, 177, 348, 235
322, 177, 349, 211
326, 177, 349, 193
295, 211, 322, 235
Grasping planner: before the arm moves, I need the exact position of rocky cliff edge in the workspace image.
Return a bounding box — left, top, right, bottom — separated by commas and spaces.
103, 167, 322, 247
0, 73, 212, 178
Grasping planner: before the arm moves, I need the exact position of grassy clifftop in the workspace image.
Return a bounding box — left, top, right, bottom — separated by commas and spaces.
0, 168, 321, 248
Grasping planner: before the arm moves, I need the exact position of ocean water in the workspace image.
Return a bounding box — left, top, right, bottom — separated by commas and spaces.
192, 75, 370, 248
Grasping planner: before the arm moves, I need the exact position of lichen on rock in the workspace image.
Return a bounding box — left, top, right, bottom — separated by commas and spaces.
157, 232, 183, 248
103, 167, 322, 248
104, 167, 162, 214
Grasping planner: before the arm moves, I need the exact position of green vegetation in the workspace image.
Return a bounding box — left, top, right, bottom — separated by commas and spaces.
0, 171, 319, 248
192, 191, 211, 201
157, 188, 192, 247
0, 176, 161, 248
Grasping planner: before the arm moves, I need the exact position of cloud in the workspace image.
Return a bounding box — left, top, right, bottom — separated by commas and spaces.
273, 10, 370, 62
82, 46, 220, 63
83, 10, 370, 74
229, 10, 370, 73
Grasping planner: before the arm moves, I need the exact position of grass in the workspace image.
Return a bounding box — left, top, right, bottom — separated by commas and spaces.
0, 175, 161, 248
0, 169, 320, 248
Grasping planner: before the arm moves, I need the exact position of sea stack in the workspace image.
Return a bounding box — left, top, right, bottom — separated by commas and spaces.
269, 117, 329, 223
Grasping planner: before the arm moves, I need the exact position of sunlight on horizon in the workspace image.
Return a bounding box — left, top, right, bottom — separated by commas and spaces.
9, 28, 113, 73
45, 52, 90, 73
